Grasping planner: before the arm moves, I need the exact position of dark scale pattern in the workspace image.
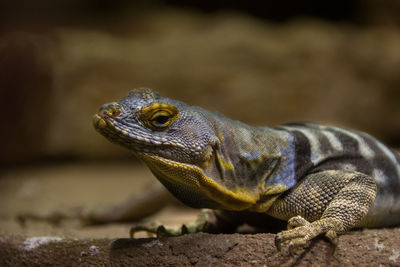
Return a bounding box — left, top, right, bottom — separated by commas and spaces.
290, 130, 314, 181
318, 131, 336, 155
274, 125, 314, 181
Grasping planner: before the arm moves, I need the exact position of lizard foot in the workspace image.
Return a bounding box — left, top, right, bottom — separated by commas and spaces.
129, 210, 214, 238
275, 216, 340, 255
130, 222, 184, 238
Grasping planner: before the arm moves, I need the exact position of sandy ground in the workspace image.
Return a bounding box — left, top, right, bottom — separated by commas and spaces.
1, 162, 400, 266
0, 162, 198, 239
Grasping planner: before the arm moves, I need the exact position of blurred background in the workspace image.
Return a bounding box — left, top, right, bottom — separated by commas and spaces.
1, 0, 400, 167
1, 0, 400, 237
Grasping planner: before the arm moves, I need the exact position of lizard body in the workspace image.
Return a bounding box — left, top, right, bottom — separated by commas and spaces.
93, 88, 400, 251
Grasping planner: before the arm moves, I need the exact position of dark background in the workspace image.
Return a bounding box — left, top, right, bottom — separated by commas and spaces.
1, 0, 400, 168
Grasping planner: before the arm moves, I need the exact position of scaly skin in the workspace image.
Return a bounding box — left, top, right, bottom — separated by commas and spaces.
93, 88, 400, 253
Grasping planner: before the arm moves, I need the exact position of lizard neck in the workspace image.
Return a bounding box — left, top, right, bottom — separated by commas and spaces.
198, 112, 292, 211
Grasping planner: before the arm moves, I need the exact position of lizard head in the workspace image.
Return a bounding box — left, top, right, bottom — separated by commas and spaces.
93, 88, 215, 164
94, 88, 259, 210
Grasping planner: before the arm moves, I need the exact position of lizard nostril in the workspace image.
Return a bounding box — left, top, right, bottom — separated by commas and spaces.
108, 108, 121, 117
99, 102, 121, 118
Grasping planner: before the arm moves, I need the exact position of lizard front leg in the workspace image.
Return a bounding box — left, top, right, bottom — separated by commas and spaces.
270, 170, 377, 254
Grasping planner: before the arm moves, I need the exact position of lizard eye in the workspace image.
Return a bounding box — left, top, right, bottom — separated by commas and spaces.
150, 111, 172, 128
139, 104, 179, 131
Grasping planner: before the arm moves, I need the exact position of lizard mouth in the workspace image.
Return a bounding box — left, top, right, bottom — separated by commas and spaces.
93, 113, 149, 154
93, 114, 107, 129
92, 113, 170, 149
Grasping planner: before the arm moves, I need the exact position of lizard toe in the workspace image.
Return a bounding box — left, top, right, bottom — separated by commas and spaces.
325, 229, 338, 245
276, 228, 314, 254
275, 217, 344, 253
275, 227, 308, 251
130, 222, 158, 238
275, 220, 324, 252
287, 215, 310, 229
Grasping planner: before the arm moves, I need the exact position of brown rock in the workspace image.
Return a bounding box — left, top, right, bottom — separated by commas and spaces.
1, 229, 400, 266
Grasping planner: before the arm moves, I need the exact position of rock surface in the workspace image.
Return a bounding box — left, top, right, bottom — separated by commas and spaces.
1, 229, 400, 266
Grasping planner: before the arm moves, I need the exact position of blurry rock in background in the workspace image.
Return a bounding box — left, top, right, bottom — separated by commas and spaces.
1, 1, 400, 167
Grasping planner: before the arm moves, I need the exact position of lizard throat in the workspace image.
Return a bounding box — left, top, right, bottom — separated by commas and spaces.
140, 153, 260, 210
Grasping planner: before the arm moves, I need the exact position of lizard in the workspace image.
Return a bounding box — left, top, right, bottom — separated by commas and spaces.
93, 88, 400, 253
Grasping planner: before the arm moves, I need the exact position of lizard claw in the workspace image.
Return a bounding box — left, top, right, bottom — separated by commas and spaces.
274, 234, 283, 251
181, 224, 189, 235
156, 225, 169, 237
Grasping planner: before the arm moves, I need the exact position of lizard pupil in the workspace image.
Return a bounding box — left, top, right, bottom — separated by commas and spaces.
154, 115, 169, 125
